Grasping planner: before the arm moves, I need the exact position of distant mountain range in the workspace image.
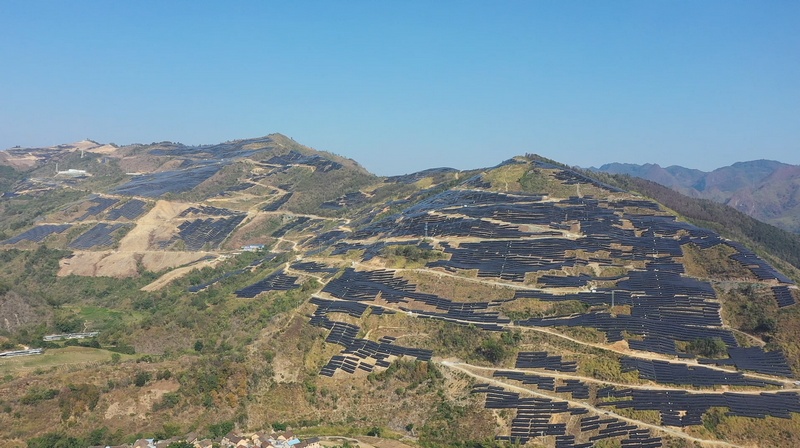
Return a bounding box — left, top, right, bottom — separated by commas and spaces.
591, 160, 800, 233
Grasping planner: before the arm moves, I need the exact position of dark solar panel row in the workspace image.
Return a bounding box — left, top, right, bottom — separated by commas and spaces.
307, 230, 350, 249
223, 181, 255, 192
235, 271, 299, 298
772, 286, 797, 308
555, 379, 590, 399
616, 270, 716, 299
517, 312, 737, 356
112, 163, 224, 197
68, 223, 129, 249
149, 137, 269, 160
621, 356, 781, 388
271, 216, 311, 238
493, 370, 555, 391
551, 167, 625, 192
265, 150, 343, 173
322, 268, 511, 328
427, 238, 581, 282
515, 351, 578, 372
726, 241, 794, 284
179, 204, 240, 217
352, 212, 529, 240
2, 224, 72, 244
320, 191, 370, 210
385, 167, 460, 185
77, 197, 119, 221
187, 253, 278, 292
473, 383, 659, 446
106, 199, 147, 220
173, 215, 246, 250
262, 192, 293, 211
538, 274, 592, 287
309, 303, 432, 377
699, 347, 793, 377
598, 387, 800, 424
291, 261, 339, 274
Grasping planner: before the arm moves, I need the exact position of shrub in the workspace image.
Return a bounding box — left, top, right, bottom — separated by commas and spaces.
134, 371, 152, 387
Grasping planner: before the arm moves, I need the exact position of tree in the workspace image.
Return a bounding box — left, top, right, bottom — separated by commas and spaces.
134, 371, 152, 387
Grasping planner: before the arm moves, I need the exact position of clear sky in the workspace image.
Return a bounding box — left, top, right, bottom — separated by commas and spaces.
1, 1, 798, 175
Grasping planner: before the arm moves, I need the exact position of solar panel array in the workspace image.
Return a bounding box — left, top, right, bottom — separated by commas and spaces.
179, 204, 241, 217
321, 268, 510, 331
262, 192, 293, 211
320, 191, 370, 210
2, 224, 72, 244
698, 347, 793, 377
384, 168, 459, 184
515, 352, 578, 372
166, 215, 245, 250
472, 384, 660, 447
271, 217, 311, 238
105, 199, 147, 220
726, 241, 794, 283
77, 197, 119, 221
310, 297, 430, 377
772, 285, 797, 308
621, 357, 781, 388
265, 150, 343, 172
68, 223, 129, 249
290, 261, 338, 274
148, 137, 269, 160
235, 271, 299, 298
597, 386, 800, 424
112, 163, 224, 197
188, 254, 278, 293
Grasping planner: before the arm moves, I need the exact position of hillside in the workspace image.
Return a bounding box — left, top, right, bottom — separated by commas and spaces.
592, 160, 800, 233
1, 140, 800, 448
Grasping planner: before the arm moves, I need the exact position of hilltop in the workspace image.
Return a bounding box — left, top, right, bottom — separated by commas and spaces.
1, 137, 800, 448
592, 160, 800, 233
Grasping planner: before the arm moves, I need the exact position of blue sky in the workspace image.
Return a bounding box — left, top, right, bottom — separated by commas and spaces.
1, 1, 798, 175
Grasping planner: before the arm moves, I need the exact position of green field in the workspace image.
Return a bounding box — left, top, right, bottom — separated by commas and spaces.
0, 346, 129, 376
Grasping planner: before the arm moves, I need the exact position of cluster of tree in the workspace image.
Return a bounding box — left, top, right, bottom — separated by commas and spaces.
382, 244, 444, 262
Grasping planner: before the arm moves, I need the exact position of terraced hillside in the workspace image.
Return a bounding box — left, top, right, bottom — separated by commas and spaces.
1, 139, 800, 448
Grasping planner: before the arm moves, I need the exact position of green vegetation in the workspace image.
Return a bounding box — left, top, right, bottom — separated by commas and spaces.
684, 337, 728, 358
381, 244, 445, 268
20, 385, 59, 404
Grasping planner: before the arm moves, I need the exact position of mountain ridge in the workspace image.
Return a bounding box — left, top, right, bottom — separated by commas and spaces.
592, 159, 800, 233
